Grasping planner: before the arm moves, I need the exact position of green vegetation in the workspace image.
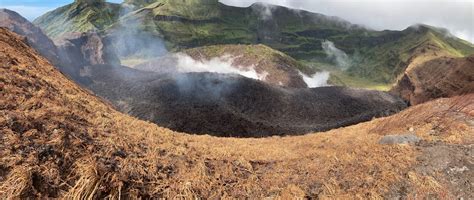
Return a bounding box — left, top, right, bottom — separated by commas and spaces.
121, 1, 474, 86
184, 44, 314, 73
33, 0, 121, 38
303, 61, 392, 91
34, 0, 474, 90
343, 25, 474, 83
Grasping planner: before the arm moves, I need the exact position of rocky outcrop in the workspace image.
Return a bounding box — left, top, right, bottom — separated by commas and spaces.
55, 32, 119, 66
379, 134, 421, 145
391, 56, 474, 105
54, 32, 120, 82
0, 9, 121, 84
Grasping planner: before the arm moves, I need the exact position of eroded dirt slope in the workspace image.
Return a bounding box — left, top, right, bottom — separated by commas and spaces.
1, 28, 473, 199
391, 55, 474, 105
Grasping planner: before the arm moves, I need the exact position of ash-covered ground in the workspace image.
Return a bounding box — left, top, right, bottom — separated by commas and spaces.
79, 64, 406, 137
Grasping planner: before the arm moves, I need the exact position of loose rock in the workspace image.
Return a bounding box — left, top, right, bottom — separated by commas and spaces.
379, 134, 421, 145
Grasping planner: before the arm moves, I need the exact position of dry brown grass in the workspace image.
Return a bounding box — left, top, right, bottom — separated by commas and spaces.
1, 28, 473, 198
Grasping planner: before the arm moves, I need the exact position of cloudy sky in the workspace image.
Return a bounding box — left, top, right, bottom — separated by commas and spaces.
1, 0, 473, 42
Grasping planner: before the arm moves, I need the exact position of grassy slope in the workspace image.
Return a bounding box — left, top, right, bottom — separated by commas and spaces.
343, 25, 474, 82
123, 0, 474, 87
34, 0, 474, 88
33, 0, 121, 38
2, 27, 474, 198
183, 44, 314, 73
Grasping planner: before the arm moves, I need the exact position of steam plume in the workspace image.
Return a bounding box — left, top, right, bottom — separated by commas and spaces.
137, 53, 270, 81
299, 71, 330, 88
322, 40, 351, 70
109, 5, 168, 62
252, 3, 275, 21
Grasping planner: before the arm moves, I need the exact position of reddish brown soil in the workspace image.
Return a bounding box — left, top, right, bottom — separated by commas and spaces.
1, 28, 473, 199
391, 55, 474, 105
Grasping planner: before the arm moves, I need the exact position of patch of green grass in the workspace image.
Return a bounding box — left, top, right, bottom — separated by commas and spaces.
329, 71, 392, 91
302, 61, 392, 91
35, 0, 474, 86
33, 1, 121, 38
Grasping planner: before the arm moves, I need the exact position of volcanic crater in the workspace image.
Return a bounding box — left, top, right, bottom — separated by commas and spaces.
32, 28, 409, 138
74, 63, 407, 137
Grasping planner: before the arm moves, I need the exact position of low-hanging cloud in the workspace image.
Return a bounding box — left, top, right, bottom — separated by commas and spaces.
4, 1, 471, 42
251, 2, 275, 21
107, 3, 168, 62
220, 0, 474, 43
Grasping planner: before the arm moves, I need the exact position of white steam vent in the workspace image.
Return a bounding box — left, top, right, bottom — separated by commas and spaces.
174, 54, 269, 81
299, 71, 330, 88
322, 40, 351, 70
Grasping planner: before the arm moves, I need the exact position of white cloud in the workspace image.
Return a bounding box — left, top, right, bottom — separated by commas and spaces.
220, 0, 474, 43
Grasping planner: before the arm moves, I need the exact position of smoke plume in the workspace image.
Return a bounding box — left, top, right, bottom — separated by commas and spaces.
252, 2, 275, 21
321, 40, 351, 70
137, 53, 270, 81
175, 54, 269, 81
299, 71, 330, 88
108, 5, 168, 63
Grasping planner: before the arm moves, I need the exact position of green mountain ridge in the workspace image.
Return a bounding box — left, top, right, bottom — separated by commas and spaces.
33, 0, 474, 87
33, 0, 121, 38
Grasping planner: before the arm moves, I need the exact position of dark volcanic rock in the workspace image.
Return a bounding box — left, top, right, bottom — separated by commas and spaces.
54, 32, 120, 82
79, 64, 407, 137
0, 9, 60, 65
55, 32, 120, 67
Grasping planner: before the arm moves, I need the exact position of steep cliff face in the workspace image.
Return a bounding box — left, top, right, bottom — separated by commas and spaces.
53, 31, 120, 83
0, 9, 60, 66
55, 32, 119, 67
0, 8, 121, 85
391, 55, 474, 105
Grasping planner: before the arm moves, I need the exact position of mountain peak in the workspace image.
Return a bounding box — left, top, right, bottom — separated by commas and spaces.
125, 0, 218, 6
74, 0, 105, 4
